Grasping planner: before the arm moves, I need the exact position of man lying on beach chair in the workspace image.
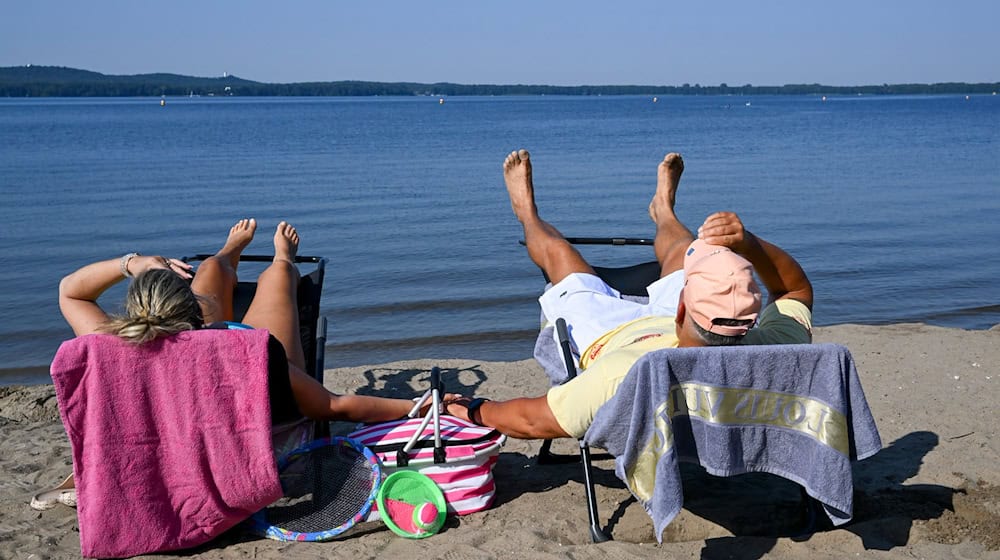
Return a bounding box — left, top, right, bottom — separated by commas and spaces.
443, 150, 876, 542
445, 149, 813, 438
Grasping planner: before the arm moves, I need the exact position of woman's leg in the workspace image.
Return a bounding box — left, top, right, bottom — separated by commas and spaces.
190, 218, 256, 324
241, 221, 307, 371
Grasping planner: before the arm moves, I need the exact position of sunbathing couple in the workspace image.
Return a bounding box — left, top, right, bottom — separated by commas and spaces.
59, 149, 812, 443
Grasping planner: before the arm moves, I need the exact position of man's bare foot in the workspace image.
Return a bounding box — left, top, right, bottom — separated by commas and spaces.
273, 221, 299, 263
503, 149, 538, 222
216, 218, 257, 268
649, 153, 685, 224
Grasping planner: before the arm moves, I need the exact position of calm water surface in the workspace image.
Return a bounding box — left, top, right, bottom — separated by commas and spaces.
1, 94, 998, 384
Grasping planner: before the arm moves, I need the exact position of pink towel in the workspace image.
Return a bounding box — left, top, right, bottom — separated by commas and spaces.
50, 329, 284, 558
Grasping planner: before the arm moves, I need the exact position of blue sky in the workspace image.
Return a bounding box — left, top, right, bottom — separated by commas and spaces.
2, 1, 997, 86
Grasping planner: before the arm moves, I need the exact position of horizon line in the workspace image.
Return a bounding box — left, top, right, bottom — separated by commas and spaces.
6, 65, 1000, 90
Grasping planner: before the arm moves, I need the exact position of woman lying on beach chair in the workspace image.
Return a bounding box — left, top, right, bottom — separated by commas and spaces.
49, 220, 439, 501
59, 218, 424, 425
47, 218, 460, 557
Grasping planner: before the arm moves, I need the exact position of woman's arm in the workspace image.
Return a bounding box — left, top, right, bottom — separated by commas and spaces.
59, 254, 193, 336
287, 364, 435, 423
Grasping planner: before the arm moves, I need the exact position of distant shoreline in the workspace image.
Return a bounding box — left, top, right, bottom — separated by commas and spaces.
2, 65, 998, 98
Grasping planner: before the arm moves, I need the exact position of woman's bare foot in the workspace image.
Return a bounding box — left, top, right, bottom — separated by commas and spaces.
648, 153, 685, 224
273, 221, 299, 264
216, 218, 257, 268
503, 149, 538, 222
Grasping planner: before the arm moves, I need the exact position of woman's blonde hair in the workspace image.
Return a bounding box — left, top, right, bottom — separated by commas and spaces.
102, 269, 205, 344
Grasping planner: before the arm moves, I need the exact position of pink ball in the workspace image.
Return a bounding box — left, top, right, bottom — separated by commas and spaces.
412, 501, 439, 532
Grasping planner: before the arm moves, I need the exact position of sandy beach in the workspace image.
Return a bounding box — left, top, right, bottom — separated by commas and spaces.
2, 323, 997, 559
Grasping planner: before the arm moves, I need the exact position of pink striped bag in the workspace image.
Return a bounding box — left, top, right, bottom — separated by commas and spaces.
349, 415, 506, 516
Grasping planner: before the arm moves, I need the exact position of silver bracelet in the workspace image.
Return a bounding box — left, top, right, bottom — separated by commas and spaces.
120, 252, 140, 278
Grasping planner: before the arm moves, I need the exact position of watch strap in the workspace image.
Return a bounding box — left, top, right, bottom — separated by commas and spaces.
467, 397, 489, 426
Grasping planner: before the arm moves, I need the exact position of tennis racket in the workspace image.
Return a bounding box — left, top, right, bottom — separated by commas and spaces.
250, 436, 383, 541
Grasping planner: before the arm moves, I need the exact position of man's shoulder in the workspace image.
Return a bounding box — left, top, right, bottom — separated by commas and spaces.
743, 299, 812, 345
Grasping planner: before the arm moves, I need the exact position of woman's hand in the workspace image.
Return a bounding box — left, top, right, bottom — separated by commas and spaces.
128, 255, 194, 280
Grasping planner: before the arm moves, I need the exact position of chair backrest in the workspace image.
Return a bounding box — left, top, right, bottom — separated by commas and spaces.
531, 237, 661, 297
592, 261, 661, 297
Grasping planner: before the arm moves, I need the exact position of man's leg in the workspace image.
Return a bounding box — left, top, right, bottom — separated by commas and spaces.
241, 221, 307, 371
648, 153, 693, 277
190, 218, 256, 324
504, 149, 595, 283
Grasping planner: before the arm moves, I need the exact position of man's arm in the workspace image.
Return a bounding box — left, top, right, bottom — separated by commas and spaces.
445, 395, 570, 440
698, 212, 813, 310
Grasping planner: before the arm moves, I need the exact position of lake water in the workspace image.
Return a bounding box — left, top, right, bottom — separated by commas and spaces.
1, 94, 998, 384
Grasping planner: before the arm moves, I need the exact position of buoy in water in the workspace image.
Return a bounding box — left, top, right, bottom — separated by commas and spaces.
439, 98, 444, 105
652, 97, 658, 103
822, 96, 827, 101
160, 99, 165, 107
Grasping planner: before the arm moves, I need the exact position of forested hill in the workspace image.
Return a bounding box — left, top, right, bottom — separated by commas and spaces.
0, 66, 258, 97
2, 65, 997, 97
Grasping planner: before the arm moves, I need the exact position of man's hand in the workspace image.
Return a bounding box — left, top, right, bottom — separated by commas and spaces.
441, 394, 570, 439
697, 211, 750, 254
414, 393, 464, 417
443, 396, 474, 422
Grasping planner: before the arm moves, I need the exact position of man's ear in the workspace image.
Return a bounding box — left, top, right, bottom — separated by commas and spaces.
675, 300, 686, 329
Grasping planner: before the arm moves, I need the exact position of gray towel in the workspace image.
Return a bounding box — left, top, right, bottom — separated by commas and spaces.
582, 343, 882, 542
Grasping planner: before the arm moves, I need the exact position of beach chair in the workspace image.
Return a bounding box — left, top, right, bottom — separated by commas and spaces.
182, 253, 329, 441
528, 238, 880, 543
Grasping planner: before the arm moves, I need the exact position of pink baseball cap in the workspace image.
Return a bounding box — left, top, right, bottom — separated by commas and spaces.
682, 239, 762, 337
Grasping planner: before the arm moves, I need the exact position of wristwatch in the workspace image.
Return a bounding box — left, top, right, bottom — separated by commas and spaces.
466, 397, 490, 426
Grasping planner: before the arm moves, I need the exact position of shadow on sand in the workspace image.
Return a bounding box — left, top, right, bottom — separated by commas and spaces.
696, 430, 955, 559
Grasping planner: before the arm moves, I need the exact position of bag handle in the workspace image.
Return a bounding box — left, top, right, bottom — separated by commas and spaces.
400, 367, 446, 465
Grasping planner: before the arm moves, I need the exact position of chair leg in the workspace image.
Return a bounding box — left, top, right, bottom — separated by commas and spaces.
790, 486, 829, 538
580, 441, 611, 542
314, 317, 330, 438
537, 439, 581, 465
553, 318, 610, 541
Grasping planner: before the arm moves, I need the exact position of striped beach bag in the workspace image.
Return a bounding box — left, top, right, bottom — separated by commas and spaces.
349, 414, 506, 516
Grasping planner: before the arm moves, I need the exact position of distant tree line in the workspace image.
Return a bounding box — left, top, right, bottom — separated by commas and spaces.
2, 66, 997, 97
